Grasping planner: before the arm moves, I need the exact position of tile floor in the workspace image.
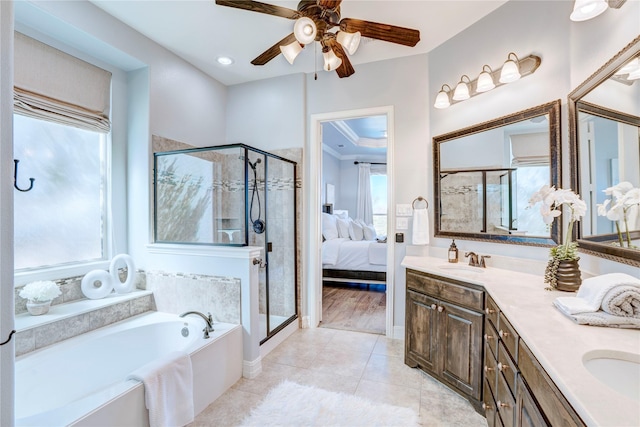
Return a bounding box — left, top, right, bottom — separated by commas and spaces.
189, 327, 488, 426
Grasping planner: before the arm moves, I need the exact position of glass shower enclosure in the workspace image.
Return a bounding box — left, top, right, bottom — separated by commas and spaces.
153, 144, 297, 343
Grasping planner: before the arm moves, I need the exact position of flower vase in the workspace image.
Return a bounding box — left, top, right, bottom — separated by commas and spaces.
554, 259, 582, 292
26, 300, 52, 315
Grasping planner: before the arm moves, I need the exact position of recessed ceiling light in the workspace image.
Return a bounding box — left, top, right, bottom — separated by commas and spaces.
217, 56, 234, 66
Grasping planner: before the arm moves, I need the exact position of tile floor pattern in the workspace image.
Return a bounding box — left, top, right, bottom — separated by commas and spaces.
189, 327, 488, 426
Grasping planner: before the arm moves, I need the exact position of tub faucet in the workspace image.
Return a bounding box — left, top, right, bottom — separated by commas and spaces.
179, 311, 214, 339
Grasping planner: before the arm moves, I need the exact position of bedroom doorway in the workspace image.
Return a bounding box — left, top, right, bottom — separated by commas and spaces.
309, 106, 394, 336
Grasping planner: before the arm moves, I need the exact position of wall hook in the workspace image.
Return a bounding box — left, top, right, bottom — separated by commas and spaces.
14, 159, 35, 192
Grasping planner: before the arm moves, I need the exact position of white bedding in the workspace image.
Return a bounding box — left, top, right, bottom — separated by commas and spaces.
322, 238, 387, 272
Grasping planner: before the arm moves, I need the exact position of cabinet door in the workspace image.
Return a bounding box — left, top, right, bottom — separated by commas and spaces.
439, 300, 484, 400
405, 289, 439, 372
516, 376, 549, 427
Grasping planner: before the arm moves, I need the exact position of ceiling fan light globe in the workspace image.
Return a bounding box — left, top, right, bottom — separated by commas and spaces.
476, 70, 495, 92
570, 0, 608, 21
434, 90, 450, 109
280, 41, 303, 65
323, 48, 342, 71
499, 59, 521, 83
294, 17, 317, 45
337, 31, 361, 55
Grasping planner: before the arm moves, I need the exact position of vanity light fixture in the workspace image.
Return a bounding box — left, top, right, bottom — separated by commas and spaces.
499, 53, 521, 83
628, 67, 640, 80
615, 57, 639, 75
433, 53, 541, 109
434, 84, 452, 109
476, 65, 496, 92
453, 75, 471, 101
570, 0, 608, 21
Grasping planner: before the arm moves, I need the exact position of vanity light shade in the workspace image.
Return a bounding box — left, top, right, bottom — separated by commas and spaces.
499, 53, 521, 83
570, 0, 608, 21
452, 76, 470, 101
323, 48, 342, 71
294, 17, 317, 45
336, 31, 361, 55
476, 65, 495, 93
280, 41, 303, 65
627, 67, 640, 80
616, 58, 640, 75
434, 85, 451, 109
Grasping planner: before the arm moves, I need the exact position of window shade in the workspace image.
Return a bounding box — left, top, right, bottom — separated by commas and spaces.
14, 32, 111, 133
510, 133, 549, 166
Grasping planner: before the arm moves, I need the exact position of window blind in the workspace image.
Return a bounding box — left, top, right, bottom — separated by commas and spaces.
14, 32, 111, 133
510, 133, 549, 166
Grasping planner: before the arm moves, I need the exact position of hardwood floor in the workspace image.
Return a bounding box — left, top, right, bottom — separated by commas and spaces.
320, 282, 386, 335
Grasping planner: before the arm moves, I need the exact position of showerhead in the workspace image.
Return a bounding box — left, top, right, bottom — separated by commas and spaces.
249, 158, 262, 170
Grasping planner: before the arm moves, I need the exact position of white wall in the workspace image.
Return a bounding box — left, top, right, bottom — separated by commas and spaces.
322, 149, 340, 207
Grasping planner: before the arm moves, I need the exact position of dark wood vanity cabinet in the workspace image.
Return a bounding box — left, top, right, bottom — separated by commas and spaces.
405, 269, 484, 406
483, 295, 586, 427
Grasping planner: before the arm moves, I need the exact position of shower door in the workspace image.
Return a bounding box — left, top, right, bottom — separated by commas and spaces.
254, 153, 297, 343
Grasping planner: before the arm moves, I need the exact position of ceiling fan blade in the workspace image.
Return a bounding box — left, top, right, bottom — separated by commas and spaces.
317, 0, 342, 9
251, 33, 298, 66
215, 0, 300, 19
339, 18, 420, 47
326, 39, 354, 78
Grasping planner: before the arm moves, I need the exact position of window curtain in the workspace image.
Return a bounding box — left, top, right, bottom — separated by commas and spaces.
356, 163, 373, 225
510, 133, 549, 167
13, 32, 112, 133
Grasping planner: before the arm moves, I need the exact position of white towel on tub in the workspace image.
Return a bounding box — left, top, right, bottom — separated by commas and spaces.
127, 351, 194, 427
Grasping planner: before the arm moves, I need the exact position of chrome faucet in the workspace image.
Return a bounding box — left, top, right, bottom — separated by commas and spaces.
465, 252, 479, 267
179, 311, 214, 339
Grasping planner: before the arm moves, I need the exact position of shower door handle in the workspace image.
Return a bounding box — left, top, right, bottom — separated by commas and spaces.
252, 257, 267, 268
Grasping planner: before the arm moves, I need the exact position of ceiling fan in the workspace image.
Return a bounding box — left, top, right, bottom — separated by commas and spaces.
215, 0, 421, 78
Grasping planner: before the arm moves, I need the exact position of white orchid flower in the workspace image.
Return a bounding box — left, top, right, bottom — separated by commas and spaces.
603, 181, 634, 199
571, 198, 587, 221
529, 185, 555, 207
539, 204, 561, 224
622, 188, 640, 207
606, 199, 625, 221
597, 199, 611, 216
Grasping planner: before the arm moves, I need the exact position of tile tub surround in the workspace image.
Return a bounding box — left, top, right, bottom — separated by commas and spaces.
401, 255, 640, 427
144, 270, 241, 324
14, 291, 153, 356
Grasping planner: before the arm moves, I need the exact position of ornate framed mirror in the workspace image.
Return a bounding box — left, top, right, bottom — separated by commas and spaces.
433, 100, 562, 246
569, 35, 640, 267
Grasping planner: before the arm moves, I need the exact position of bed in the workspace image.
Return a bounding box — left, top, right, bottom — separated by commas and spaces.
322, 237, 387, 284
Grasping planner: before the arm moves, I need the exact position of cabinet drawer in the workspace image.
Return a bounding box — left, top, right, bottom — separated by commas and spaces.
498, 312, 519, 359
484, 342, 497, 397
497, 341, 517, 396
485, 295, 500, 328
407, 270, 484, 311
483, 378, 497, 427
496, 368, 516, 427
518, 341, 585, 427
484, 318, 498, 358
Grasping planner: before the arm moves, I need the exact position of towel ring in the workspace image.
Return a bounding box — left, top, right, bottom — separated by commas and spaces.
412, 197, 428, 210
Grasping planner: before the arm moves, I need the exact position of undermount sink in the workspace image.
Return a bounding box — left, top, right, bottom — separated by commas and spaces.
437, 264, 485, 274
582, 350, 640, 400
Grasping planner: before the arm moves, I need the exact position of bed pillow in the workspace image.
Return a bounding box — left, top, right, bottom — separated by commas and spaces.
322, 213, 339, 240
362, 223, 377, 241
348, 219, 364, 241
334, 210, 349, 220
336, 217, 350, 239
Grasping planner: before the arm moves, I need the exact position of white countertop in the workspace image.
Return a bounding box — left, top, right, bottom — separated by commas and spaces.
401, 255, 640, 427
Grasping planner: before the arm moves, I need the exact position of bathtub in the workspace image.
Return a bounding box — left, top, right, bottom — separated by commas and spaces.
15, 311, 243, 426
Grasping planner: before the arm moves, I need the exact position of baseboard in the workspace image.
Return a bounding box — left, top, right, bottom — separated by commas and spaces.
260, 320, 298, 359
243, 356, 262, 379
301, 315, 310, 328
393, 325, 405, 340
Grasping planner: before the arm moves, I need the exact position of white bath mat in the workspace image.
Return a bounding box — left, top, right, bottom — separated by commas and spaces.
240, 380, 420, 427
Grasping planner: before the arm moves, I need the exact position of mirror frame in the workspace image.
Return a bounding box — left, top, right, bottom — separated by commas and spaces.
568, 35, 640, 267
433, 99, 562, 246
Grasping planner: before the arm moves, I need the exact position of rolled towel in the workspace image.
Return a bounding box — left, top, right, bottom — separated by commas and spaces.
601, 285, 640, 317
576, 273, 640, 312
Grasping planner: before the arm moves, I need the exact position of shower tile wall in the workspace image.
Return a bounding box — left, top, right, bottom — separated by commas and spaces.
143, 271, 241, 324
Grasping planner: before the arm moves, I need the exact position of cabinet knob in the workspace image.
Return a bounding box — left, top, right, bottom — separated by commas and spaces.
437, 306, 444, 312
431, 304, 437, 310
485, 307, 495, 315
482, 402, 492, 411
484, 365, 494, 373
497, 400, 509, 408
484, 333, 494, 341
499, 329, 509, 338
497, 362, 509, 371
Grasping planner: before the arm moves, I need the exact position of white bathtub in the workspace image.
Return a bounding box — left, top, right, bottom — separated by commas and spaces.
15, 311, 243, 426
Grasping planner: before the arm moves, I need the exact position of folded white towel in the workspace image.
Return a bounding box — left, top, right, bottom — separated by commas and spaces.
127, 351, 194, 427
554, 273, 640, 316
601, 285, 640, 317
412, 208, 430, 245
553, 300, 640, 329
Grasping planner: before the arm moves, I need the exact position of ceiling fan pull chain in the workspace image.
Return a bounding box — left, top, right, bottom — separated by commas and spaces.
314, 41, 318, 80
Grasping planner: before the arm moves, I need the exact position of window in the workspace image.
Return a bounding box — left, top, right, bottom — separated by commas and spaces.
370, 174, 387, 236
13, 114, 107, 270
